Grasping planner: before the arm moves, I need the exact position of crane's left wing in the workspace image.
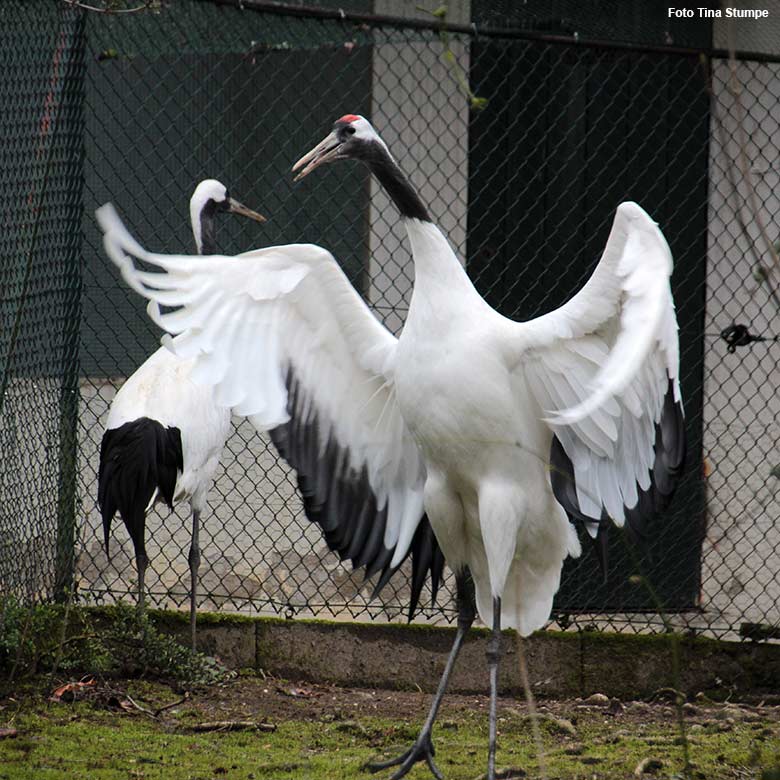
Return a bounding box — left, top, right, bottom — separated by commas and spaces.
505, 202, 685, 543
96, 204, 443, 617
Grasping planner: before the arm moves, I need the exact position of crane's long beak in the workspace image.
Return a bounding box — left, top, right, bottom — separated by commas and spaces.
292, 131, 341, 181
228, 198, 266, 223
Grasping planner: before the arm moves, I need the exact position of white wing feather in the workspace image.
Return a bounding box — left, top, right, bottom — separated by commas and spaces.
96, 203, 426, 567
508, 202, 682, 527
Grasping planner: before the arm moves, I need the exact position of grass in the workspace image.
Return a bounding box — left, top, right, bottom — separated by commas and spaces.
1, 678, 779, 779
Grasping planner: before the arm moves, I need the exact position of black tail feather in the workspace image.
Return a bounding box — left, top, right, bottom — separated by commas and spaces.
97, 417, 183, 560
429, 543, 445, 606
371, 558, 396, 601
407, 517, 439, 620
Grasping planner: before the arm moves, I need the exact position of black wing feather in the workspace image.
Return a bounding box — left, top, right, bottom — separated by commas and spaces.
550, 378, 686, 581
268, 367, 444, 619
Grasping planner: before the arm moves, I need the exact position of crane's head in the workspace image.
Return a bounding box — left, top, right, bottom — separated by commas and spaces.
190, 179, 266, 226
292, 115, 390, 180
190, 179, 266, 254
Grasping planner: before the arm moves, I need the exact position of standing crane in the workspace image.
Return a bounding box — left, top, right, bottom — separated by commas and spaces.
97, 179, 265, 650
96, 116, 684, 780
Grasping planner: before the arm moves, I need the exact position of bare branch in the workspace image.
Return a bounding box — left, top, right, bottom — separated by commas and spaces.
62, 0, 155, 14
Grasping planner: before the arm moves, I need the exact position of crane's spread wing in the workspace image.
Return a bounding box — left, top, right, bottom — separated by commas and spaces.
508, 202, 685, 542
96, 204, 443, 617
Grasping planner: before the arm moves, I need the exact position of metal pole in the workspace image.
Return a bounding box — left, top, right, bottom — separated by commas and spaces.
54, 5, 87, 604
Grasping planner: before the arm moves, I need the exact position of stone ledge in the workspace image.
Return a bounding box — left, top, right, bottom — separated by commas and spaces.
148, 610, 780, 700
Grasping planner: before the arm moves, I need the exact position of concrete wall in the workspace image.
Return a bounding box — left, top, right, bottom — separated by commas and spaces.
699, 14, 780, 636
152, 609, 780, 700
0, 378, 60, 602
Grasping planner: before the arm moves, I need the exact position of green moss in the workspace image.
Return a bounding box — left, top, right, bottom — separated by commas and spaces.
1, 683, 778, 779
149, 608, 257, 628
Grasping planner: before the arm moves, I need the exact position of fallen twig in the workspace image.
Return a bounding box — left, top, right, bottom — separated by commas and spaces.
122, 693, 158, 719
190, 720, 277, 733
154, 692, 190, 717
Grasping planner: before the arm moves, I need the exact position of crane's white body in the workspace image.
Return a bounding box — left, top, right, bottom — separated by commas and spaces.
97, 198, 679, 636
106, 347, 231, 513
393, 221, 580, 632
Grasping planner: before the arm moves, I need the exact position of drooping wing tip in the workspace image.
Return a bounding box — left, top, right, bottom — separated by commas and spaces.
615, 200, 654, 222
97, 203, 124, 265
95, 203, 159, 300
95, 202, 120, 233
96, 202, 129, 269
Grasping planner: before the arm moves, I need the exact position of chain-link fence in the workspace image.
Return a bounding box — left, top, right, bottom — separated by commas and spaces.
2, 0, 779, 642
1, 4, 85, 607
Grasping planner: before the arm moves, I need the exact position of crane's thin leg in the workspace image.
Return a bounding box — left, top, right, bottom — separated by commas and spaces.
188, 509, 201, 651
366, 569, 476, 780
486, 596, 502, 780
136, 550, 149, 612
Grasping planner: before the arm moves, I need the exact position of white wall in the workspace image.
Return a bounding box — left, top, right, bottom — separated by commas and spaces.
703, 25, 780, 632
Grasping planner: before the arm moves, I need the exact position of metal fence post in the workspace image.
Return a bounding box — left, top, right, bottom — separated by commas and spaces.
54, 6, 87, 604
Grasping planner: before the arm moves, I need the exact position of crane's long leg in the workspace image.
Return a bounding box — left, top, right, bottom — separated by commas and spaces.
188, 508, 201, 651
136, 550, 148, 611
366, 569, 476, 780
486, 597, 502, 780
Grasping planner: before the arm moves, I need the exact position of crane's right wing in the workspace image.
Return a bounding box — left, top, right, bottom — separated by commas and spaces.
503, 202, 684, 550
96, 204, 443, 617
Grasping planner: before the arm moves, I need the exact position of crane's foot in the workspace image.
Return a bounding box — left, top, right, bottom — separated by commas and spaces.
365, 730, 442, 780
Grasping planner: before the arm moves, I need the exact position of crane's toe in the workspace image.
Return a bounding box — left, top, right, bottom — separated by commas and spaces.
365, 730, 442, 780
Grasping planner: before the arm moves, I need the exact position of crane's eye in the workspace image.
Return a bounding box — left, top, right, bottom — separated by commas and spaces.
345, 125, 356, 136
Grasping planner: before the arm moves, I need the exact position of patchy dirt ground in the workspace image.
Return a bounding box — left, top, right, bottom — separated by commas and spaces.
1, 674, 779, 779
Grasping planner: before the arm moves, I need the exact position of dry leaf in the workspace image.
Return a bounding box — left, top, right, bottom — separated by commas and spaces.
50, 678, 97, 703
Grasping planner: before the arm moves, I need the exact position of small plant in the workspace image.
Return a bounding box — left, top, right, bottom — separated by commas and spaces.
0, 599, 228, 686
97, 603, 229, 685
0, 598, 107, 680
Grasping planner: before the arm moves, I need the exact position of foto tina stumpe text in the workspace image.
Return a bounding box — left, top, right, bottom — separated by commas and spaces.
668, 6, 769, 17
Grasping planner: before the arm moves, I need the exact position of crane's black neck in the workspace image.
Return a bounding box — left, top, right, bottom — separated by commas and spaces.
362, 142, 431, 223
198, 200, 218, 255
